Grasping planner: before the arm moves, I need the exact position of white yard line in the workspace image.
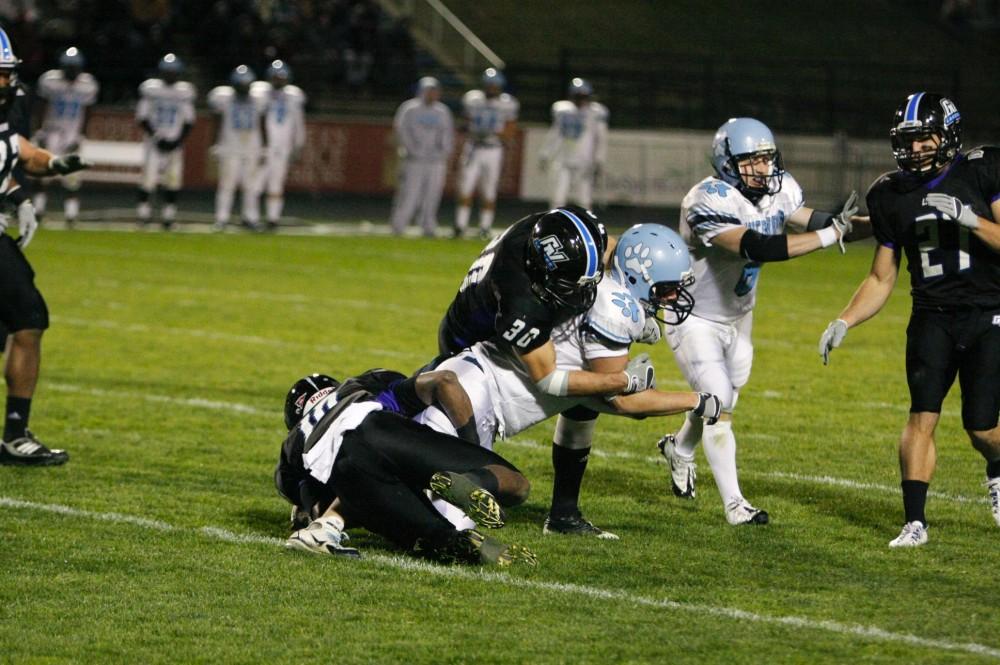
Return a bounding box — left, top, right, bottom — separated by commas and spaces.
1, 495, 997, 660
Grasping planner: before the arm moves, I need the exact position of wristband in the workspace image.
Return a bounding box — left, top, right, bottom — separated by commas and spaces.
816, 226, 839, 248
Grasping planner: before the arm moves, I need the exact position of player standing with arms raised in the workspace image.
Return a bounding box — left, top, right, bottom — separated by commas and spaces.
254, 60, 305, 231
0, 29, 89, 465
208, 65, 267, 231
135, 53, 195, 230
819, 93, 1000, 547
538, 78, 608, 210
454, 68, 518, 239
390, 76, 453, 237
31, 47, 97, 227
659, 117, 857, 525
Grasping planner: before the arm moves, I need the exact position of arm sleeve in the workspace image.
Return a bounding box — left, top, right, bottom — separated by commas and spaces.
385, 376, 426, 417
685, 201, 743, 247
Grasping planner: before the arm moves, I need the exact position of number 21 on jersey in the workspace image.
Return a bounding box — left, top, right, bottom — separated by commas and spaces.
915, 212, 971, 279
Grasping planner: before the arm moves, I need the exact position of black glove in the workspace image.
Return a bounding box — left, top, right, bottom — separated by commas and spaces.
49, 154, 91, 175
156, 138, 180, 152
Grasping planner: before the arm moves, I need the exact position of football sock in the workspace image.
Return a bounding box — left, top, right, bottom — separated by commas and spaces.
986, 459, 1000, 479
549, 443, 590, 518
480, 208, 495, 231
460, 469, 499, 496
901, 480, 929, 526
266, 196, 283, 222
703, 421, 742, 504
215, 189, 234, 223
33, 192, 47, 216
674, 411, 703, 457
455, 205, 471, 231
162, 204, 177, 222
4, 396, 31, 441
64, 197, 79, 221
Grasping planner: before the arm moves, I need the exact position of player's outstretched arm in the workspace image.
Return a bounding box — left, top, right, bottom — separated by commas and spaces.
819, 243, 899, 364
17, 136, 89, 177
924, 193, 1000, 253
520, 341, 649, 397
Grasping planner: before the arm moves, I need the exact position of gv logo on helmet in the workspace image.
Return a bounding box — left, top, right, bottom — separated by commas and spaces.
537, 235, 569, 271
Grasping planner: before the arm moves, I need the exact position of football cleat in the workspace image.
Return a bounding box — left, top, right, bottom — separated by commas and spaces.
414, 529, 537, 567
0, 431, 68, 466
889, 520, 928, 548
657, 434, 696, 499
985, 477, 1000, 528
429, 471, 505, 529
542, 511, 619, 540
286, 516, 361, 558
724, 497, 769, 526
289, 505, 311, 532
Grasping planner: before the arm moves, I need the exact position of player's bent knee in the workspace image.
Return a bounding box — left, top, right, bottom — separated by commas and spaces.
554, 416, 596, 449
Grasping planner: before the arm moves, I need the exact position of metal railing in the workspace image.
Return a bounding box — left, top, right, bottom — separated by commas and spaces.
377, 0, 504, 84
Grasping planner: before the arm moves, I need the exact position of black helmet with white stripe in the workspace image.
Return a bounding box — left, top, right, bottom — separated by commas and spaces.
284, 374, 341, 430
890, 92, 962, 175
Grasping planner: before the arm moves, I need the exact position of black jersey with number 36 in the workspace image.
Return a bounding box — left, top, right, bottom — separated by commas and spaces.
441, 213, 568, 354
867, 146, 1000, 311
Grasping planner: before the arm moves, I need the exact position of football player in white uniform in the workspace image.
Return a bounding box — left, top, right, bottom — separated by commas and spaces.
659, 117, 860, 525
254, 60, 305, 230
417, 224, 722, 538
135, 53, 196, 230
208, 65, 268, 231
539, 78, 608, 209
31, 47, 98, 227
454, 68, 518, 239
390, 76, 454, 237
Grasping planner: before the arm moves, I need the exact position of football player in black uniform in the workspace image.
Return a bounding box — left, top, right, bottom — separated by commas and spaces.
276, 368, 536, 565
0, 29, 89, 466
819, 93, 1000, 547
436, 206, 656, 537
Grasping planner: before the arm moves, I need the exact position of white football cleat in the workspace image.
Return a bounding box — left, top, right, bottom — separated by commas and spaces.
286, 516, 361, 558
724, 497, 769, 525
888, 520, 928, 548
657, 434, 696, 499
986, 477, 1000, 527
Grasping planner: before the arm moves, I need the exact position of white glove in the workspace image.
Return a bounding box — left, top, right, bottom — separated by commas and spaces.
833, 191, 857, 254
637, 315, 662, 344
923, 193, 980, 230
693, 392, 722, 425
622, 353, 655, 394
17, 200, 38, 248
819, 319, 848, 365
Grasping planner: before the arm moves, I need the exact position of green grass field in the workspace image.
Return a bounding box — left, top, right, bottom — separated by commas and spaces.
2, 225, 998, 663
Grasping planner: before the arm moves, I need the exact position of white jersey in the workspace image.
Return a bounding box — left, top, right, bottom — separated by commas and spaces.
207, 85, 268, 155
252, 81, 306, 153
462, 90, 518, 147
136, 78, 196, 142
394, 97, 454, 162
679, 174, 804, 323
36, 70, 99, 139
539, 100, 608, 166
420, 276, 644, 447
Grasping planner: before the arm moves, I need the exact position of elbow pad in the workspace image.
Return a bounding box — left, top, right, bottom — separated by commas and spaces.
739, 229, 790, 262
535, 369, 570, 397
806, 210, 835, 231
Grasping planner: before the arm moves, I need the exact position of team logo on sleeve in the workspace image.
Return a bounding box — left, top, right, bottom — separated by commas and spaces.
537, 235, 569, 270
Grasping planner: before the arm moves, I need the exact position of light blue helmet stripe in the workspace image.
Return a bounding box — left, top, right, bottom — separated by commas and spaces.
0, 28, 12, 63
557, 209, 599, 279
905, 92, 925, 122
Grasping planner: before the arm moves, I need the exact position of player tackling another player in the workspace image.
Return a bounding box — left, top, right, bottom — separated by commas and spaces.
819, 93, 1000, 547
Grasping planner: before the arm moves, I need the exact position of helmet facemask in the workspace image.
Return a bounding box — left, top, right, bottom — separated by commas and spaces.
536, 271, 603, 315
890, 127, 957, 175
647, 275, 695, 325
724, 144, 785, 201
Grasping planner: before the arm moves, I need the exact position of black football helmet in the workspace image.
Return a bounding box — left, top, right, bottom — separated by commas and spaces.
890, 92, 962, 175
284, 373, 340, 430
525, 207, 606, 314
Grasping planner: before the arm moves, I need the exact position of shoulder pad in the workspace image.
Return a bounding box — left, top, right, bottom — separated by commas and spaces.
866, 171, 895, 197
139, 78, 164, 96
499, 93, 519, 112
780, 172, 803, 199
965, 145, 1000, 161
174, 81, 197, 101
76, 73, 99, 95
686, 176, 738, 206
39, 70, 62, 84
250, 80, 272, 94
463, 89, 485, 108
591, 102, 609, 120
552, 100, 575, 116
284, 84, 306, 103
586, 280, 644, 344
208, 85, 233, 105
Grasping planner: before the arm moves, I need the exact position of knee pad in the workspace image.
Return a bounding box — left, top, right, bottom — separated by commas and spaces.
553, 415, 597, 450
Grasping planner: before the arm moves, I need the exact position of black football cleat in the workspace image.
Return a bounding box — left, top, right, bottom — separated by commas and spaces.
542, 511, 619, 540
0, 431, 69, 466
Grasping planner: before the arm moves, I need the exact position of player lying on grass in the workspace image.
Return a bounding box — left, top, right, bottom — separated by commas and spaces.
275, 368, 536, 566
416, 224, 723, 538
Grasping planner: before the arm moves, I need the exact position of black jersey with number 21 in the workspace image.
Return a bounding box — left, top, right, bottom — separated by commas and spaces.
867, 146, 1000, 311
